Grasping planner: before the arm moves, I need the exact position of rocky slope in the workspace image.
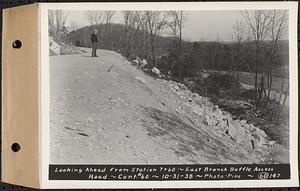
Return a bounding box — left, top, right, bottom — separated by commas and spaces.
50, 49, 288, 164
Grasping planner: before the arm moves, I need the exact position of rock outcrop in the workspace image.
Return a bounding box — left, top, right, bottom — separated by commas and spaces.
50, 49, 288, 164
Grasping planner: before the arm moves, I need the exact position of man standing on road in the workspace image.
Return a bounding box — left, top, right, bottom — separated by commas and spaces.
91, 29, 98, 57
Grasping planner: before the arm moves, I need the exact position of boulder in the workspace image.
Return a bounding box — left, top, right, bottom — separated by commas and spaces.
141, 59, 148, 66
49, 37, 60, 55
132, 60, 139, 65
228, 120, 249, 143
151, 67, 160, 75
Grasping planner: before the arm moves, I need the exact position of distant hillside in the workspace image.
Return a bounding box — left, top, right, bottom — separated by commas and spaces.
64, 23, 173, 59
64, 23, 289, 77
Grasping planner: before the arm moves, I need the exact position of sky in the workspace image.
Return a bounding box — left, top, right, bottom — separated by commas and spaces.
65, 10, 244, 42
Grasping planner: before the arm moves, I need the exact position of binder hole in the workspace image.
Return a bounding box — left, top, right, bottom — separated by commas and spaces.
11, 143, 21, 152
12, 40, 22, 49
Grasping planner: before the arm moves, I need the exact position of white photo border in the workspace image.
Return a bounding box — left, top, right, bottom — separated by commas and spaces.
39, 2, 298, 189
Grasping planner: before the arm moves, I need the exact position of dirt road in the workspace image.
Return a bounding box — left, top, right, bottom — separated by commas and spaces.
50, 50, 288, 164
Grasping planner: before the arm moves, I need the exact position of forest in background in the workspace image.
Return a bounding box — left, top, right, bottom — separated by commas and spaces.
64, 23, 288, 78
49, 10, 288, 86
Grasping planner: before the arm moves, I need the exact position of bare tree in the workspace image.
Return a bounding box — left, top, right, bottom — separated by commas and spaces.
265, 10, 288, 107
135, 11, 150, 59
215, 33, 223, 73
233, 21, 245, 46
145, 11, 168, 65
279, 66, 288, 103
48, 11, 55, 36
85, 10, 105, 27
127, 11, 145, 58
166, 11, 187, 81
103, 11, 116, 49
242, 10, 272, 99
104, 11, 116, 24
167, 11, 187, 47
232, 20, 246, 84
122, 11, 132, 58
49, 10, 70, 41
69, 21, 80, 32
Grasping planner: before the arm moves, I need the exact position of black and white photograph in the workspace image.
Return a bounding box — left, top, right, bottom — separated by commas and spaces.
1, 1, 298, 189
49, 8, 290, 165
47, 3, 294, 171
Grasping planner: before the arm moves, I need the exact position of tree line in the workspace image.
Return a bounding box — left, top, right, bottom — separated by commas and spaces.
49, 10, 288, 108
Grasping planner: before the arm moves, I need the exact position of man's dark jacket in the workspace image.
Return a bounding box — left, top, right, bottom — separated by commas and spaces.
91, 33, 98, 43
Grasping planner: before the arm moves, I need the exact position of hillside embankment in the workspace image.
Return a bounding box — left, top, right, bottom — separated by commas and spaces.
49, 45, 288, 164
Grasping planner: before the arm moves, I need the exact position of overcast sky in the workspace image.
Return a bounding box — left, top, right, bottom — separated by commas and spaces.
65, 10, 245, 42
